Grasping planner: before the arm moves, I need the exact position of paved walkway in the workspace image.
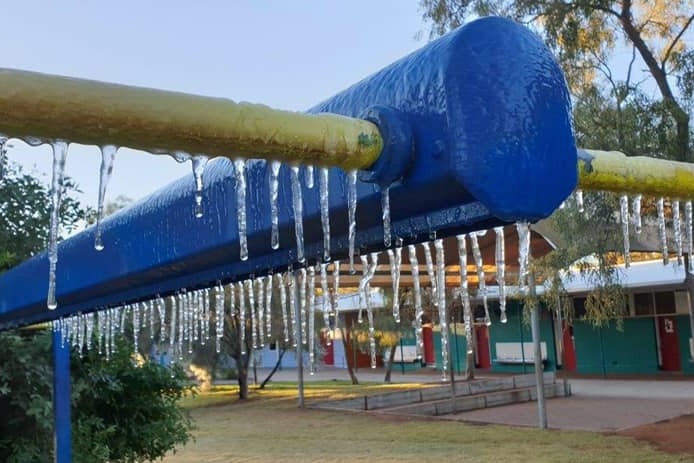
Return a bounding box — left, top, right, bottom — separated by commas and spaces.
249, 367, 694, 431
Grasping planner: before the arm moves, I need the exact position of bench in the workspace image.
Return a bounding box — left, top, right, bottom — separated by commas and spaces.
494, 342, 547, 365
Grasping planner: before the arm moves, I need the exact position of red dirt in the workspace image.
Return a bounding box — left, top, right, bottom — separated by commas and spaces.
617, 414, 694, 455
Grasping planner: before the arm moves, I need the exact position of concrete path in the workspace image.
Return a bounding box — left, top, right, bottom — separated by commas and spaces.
247, 367, 694, 431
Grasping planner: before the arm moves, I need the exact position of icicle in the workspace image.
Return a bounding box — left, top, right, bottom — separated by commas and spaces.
470, 233, 490, 326
290, 165, 305, 263
657, 198, 669, 264
456, 235, 473, 355
365, 253, 379, 369
381, 186, 391, 247
633, 194, 642, 234
168, 295, 177, 358
305, 164, 314, 189
157, 296, 166, 344
674, 200, 683, 266
575, 189, 584, 213
215, 284, 224, 352
148, 299, 155, 340
494, 227, 507, 323
191, 155, 208, 218
133, 302, 140, 356
408, 245, 424, 359
47, 140, 69, 310
619, 194, 631, 268
288, 271, 298, 347
269, 160, 282, 250
265, 275, 273, 338
94, 145, 117, 251
421, 242, 437, 304
238, 281, 247, 355
347, 169, 358, 273
299, 268, 308, 344
277, 273, 290, 344
256, 278, 265, 348
319, 167, 331, 262
434, 239, 449, 380
358, 255, 369, 324
308, 265, 317, 374
247, 280, 257, 349
331, 260, 341, 341
233, 159, 249, 261
687, 201, 693, 273
320, 263, 331, 346
387, 247, 402, 322
516, 222, 531, 291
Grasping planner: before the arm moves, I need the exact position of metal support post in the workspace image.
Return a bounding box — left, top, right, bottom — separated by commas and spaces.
292, 272, 305, 408
529, 275, 548, 429
52, 327, 72, 462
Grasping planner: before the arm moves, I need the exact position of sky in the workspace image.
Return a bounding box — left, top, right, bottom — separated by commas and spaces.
0, 1, 425, 206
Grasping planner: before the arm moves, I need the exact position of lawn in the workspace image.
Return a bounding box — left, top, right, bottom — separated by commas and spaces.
163, 381, 689, 463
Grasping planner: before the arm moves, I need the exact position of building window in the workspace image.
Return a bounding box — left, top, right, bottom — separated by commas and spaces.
573, 297, 586, 319
633, 293, 654, 316
654, 291, 676, 315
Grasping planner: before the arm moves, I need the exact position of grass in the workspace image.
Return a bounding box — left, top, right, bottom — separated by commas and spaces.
165, 382, 690, 463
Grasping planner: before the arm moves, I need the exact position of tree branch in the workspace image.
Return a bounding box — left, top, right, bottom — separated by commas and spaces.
661, 12, 694, 67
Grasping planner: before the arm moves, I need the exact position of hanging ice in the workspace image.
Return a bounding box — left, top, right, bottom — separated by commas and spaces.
408, 245, 424, 359
619, 194, 631, 268
347, 169, 358, 273
358, 255, 369, 324
673, 200, 683, 266
233, 159, 249, 261
657, 198, 668, 264
516, 222, 531, 291
381, 186, 391, 247
265, 275, 273, 338
191, 155, 209, 218
269, 160, 282, 250
494, 227, 507, 323
575, 189, 584, 213
256, 278, 265, 348
299, 268, 308, 344
687, 201, 693, 273
421, 242, 437, 305
247, 280, 257, 349
288, 270, 298, 347
365, 253, 379, 369
277, 273, 290, 343
470, 232, 490, 326
633, 194, 642, 234
387, 247, 402, 323
215, 283, 225, 353
320, 263, 331, 346
290, 165, 305, 263
238, 281, 247, 355
456, 234, 473, 355
94, 145, 117, 251
434, 239, 449, 380
47, 141, 69, 310
319, 167, 331, 262
331, 260, 341, 341
305, 164, 314, 189
308, 265, 316, 374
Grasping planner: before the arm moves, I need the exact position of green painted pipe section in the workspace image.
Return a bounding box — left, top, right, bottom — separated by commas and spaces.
0, 68, 383, 170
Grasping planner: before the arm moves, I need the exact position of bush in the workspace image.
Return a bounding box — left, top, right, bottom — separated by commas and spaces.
0, 330, 195, 462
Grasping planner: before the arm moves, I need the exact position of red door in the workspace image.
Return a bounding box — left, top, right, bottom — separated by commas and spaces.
475, 325, 491, 369
562, 322, 577, 371
422, 326, 435, 366
657, 316, 681, 371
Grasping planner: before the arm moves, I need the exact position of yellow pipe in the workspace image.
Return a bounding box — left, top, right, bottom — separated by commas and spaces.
578, 149, 694, 198
0, 68, 383, 170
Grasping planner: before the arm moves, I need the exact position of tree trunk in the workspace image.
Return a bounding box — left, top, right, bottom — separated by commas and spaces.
340, 326, 359, 385
237, 354, 249, 399
259, 348, 287, 389
383, 338, 399, 383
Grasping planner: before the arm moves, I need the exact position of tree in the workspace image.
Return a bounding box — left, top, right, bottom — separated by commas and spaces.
420, 0, 693, 161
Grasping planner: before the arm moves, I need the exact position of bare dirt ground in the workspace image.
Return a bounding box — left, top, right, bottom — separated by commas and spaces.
617, 414, 694, 455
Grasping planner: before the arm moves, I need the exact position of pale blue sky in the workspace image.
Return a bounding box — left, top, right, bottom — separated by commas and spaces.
1, 1, 424, 205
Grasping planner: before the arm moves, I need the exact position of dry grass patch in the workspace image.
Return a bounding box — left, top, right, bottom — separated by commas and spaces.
166, 382, 689, 463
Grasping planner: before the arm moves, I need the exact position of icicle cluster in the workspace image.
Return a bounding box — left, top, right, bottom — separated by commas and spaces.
434, 239, 449, 380
494, 227, 507, 323
456, 235, 473, 355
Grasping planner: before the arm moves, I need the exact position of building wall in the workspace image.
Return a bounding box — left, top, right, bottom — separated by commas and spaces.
433, 327, 469, 374
676, 315, 694, 374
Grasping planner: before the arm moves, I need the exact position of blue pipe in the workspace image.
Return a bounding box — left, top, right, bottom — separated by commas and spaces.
53, 328, 72, 463
0, 17, 575, 330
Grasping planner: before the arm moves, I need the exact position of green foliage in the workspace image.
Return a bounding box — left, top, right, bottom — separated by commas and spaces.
71, 336, 195, 463
0, 162, 89, 271
0, 330, 195, 463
